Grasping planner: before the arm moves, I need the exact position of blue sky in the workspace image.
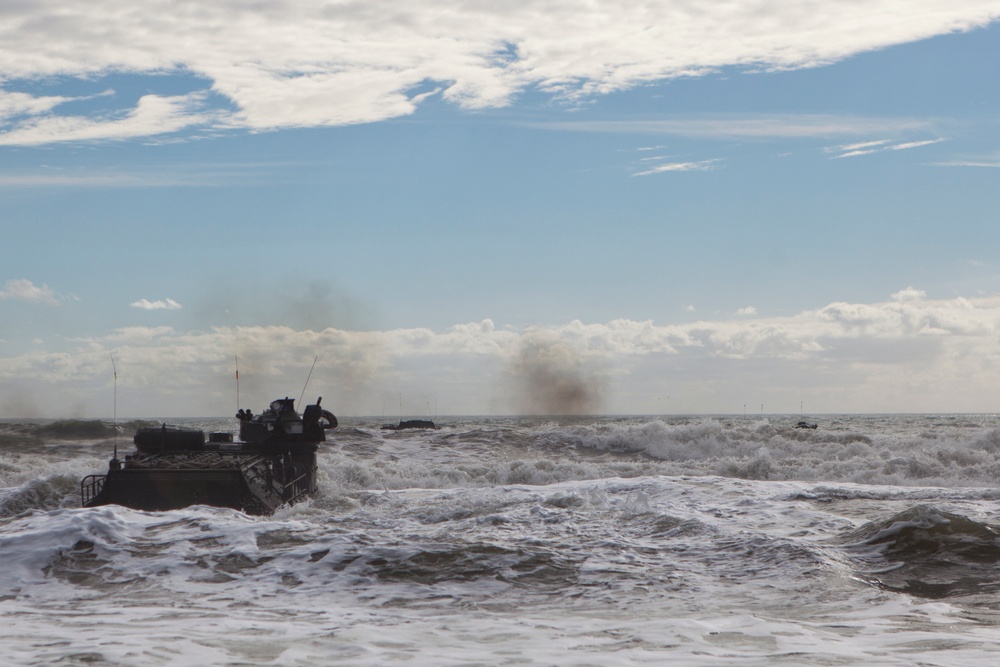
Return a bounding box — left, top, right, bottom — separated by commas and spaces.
3, 1, 1000, 418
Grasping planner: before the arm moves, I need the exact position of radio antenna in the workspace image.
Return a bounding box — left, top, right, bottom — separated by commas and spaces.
299, 356, 318, 406
110, 354, 119, 465
235, 354, 240, 412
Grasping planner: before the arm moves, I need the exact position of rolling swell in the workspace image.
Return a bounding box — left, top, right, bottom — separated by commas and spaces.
1, 419, 159, 443
842, 505, 1000, 600
325, 542, 579, 591
36, 420, 117, 440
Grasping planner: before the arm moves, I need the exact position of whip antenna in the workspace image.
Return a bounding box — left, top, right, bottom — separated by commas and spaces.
235, 354, 240, 412
299, 356, 318, 406
111, 354, 119, 463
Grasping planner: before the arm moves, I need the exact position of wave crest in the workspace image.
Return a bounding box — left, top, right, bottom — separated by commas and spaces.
843, 505, 1000, 599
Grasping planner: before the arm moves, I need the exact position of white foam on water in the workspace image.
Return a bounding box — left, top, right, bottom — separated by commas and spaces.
3, 415, 1000, 664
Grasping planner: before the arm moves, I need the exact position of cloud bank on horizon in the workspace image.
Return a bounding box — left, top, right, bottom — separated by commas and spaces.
1, 1, 998, 145
2, 287, 998, 418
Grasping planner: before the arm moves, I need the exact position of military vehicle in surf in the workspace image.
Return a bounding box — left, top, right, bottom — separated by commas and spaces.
81, 396, 337, 515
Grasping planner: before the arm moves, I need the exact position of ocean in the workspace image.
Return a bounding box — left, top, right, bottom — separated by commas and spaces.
3, 413, 1000, 665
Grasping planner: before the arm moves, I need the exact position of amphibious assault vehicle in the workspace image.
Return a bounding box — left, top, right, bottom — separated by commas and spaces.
81, 397, 337, 515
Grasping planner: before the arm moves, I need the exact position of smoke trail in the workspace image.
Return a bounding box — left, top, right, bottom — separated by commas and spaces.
193, 278, 378, 332
506, 334, 604, 415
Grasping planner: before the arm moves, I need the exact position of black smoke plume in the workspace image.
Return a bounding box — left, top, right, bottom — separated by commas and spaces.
506, 334, 604, 415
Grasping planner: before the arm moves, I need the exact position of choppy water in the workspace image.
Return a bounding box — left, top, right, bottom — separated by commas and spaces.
4, 414, 1000, 665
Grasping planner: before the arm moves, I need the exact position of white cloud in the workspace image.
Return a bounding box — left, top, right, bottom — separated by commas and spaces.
891, 286, 927, 301
0, 279, 59, 305
634, 159, 721, 176
130, 298, 183, 310
835, 148, 880, 158
828, 137, 946, 159
891, 139, 946, 151
832, 139, 894, 153
0, 91, 71, 120
551, 115, 935, 140
0, 1, 997, 144
0, 93, 215, 146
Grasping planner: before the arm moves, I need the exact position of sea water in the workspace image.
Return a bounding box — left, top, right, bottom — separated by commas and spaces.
3, 414, 1000, 665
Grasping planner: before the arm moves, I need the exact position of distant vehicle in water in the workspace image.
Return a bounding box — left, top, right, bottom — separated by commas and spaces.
381, 419, 438, 430
796, 420, 818, 429
81, 396, 337, 515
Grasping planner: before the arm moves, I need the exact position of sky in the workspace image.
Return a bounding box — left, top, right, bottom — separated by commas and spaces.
3, 1, 1000, 418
